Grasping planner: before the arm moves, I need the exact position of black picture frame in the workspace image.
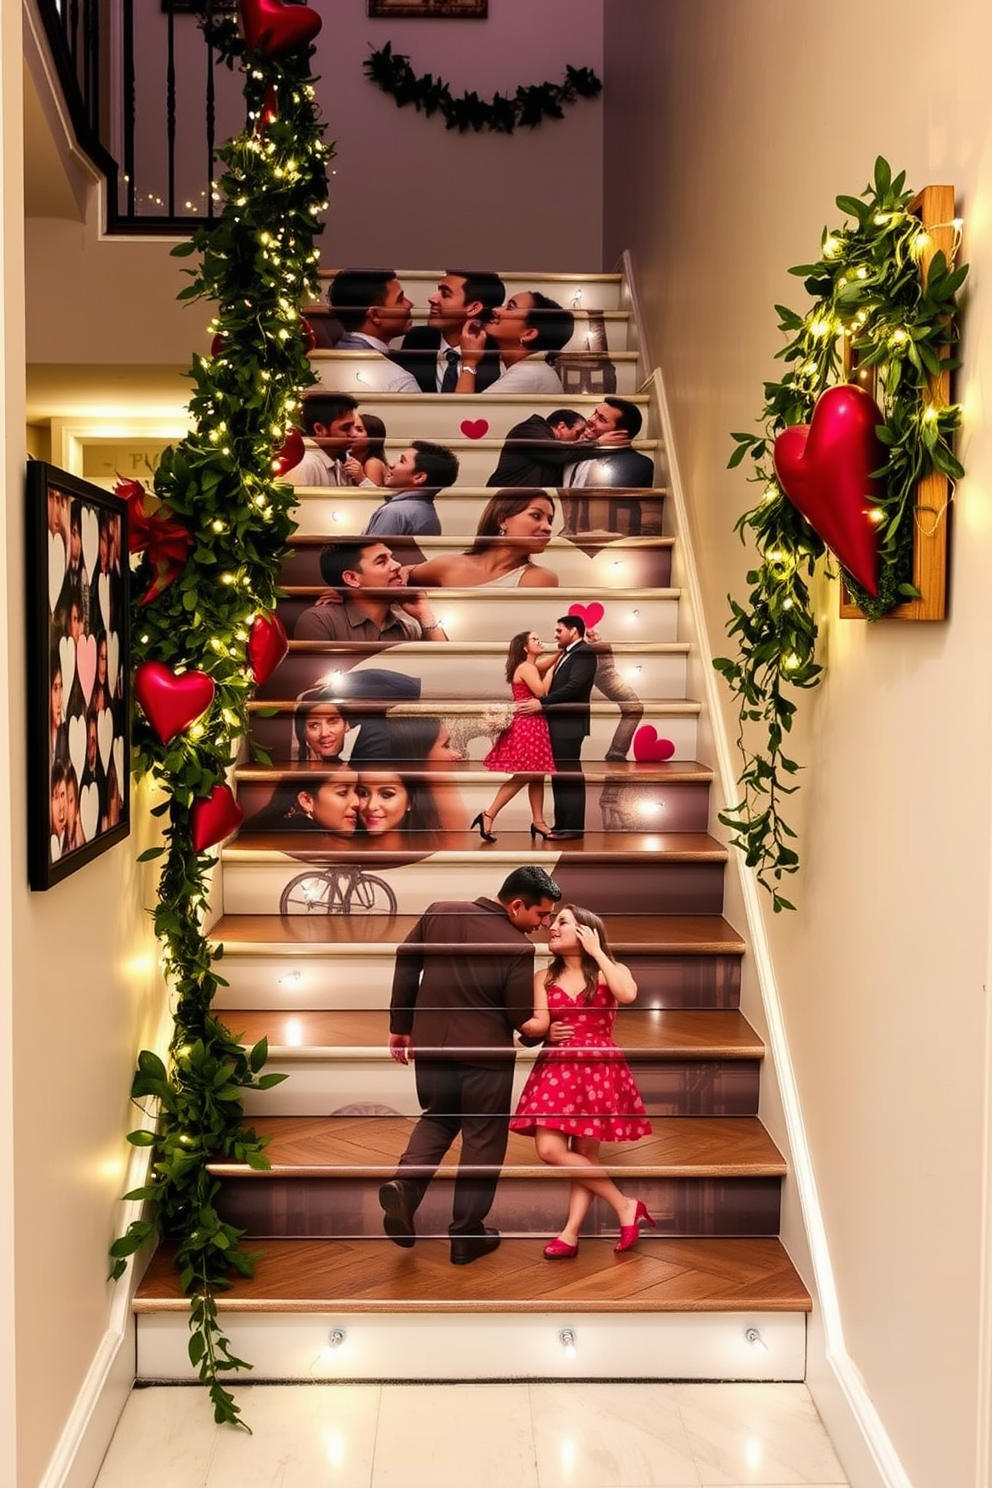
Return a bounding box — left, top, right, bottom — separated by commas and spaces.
27, 463, 131, 890
368, 0, 488, 16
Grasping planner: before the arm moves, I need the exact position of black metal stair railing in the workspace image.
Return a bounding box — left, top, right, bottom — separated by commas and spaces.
34, 0, 245, 232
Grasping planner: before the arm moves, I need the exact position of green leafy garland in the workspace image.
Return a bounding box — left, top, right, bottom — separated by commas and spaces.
364, 41, 601, 133
108, 42, 332, 1427
713, 158, 966, 912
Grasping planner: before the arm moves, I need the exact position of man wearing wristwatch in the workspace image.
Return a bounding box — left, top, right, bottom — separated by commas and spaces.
293, 539, 449, 644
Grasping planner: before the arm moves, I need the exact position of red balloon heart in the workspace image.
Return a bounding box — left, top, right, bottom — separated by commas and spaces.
211, 332, 227, 358
460, 419, 489, 440
134, 661, 215, 744
773, 384, 885, 597
248, 612, 289, 685
191, 783, 244, 853
239, 0, 321, 57
568, 602, 605, 629
273, 428, 305, 476
633, 725, 676, 763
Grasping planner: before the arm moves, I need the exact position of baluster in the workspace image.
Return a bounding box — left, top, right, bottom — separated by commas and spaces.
122, 0, 136, 219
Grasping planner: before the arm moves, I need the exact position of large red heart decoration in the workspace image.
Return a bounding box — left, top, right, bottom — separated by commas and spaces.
239, 0, 321, 57
135, 661, 215, 743
633, 725, 676, 763
773, 384, 885, 597
273, 428, 305, 476
248, 612, 289, 685
191, 783, 244, 853
568, 601, 605, 629
460, 419, 489, 440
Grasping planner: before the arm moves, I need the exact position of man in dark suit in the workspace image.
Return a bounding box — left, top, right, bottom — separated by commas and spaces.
562, 397, 655, 487
379, 865, 562, 1264
396, 270, 505, 393
486, 408, 591, 486
517, 614, 598, 838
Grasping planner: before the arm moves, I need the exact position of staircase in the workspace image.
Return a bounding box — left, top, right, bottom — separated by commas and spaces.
132, 266, 810, 1382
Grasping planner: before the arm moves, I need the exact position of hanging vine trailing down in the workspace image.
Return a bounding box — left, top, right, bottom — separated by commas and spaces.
364, 40, 602, 133
108, 37, 333, 1428
713, 157, 966, 912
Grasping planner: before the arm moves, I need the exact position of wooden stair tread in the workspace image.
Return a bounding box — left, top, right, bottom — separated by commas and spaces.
135, 1236, 810, 1314
207, 914, 747, 953
219, 1008, 763, 1059
249, 698, 701, 715
234, 759, 714, 784
288, 535, 675, 550
223, 831, 727, 861
208, 1115, 785, 1178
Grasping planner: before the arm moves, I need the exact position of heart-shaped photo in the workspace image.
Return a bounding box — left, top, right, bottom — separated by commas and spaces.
633, 725, 676, 763
79, 782, 99, 843
460, 419, 489, 440
48, 532, 66, 613
80, 504, 99, 580
107, 632, 120, 698
773, 383, 884, 597
98, 572, 112, 632
67, 714, 86, 782
59, 635, 77, 703
97, 708, 114, 773
113, 735, 124, 794
76, 633, 97, 705
568, 601, 605, 629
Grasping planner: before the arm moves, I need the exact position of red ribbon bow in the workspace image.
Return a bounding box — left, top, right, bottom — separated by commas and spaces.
116, 477, 194, 605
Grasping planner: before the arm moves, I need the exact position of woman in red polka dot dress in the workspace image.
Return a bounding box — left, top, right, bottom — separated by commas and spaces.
474, 629, 557, 842
511, 903, 655, 1258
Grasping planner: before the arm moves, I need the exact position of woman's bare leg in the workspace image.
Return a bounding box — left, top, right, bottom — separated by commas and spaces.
527, 776, 548, 829
535, 1130, 639, 1241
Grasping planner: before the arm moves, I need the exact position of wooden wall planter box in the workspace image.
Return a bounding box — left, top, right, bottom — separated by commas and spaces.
840, 183, 956, 622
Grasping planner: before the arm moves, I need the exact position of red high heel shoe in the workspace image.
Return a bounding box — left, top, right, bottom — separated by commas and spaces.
614, 1200, 656, 1254
543, 1236, 579, 1259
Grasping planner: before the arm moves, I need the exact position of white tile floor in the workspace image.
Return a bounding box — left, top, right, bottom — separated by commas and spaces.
93, 1381, 849, 1488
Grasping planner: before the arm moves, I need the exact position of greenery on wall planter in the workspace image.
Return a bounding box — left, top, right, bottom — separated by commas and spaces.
108, 39, 332, 1427
713, 158, 966, 912
364, 41, 602, 133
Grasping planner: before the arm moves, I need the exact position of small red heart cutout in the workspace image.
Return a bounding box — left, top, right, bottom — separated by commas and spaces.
633, 726, 676, 763
273, 428, 305, 476
248, 612, 289, 685
239, 0, 321, 57
191, 783, 244, 853
773, 383, 885, 597
568, 602, 605, 628
135, 662, 215, 744
460, 419, 489, 440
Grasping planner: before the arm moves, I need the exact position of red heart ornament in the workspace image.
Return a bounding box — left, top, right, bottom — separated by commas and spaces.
273, 428, 305, 476
633, 725, 676, 763
248, 612, 289, 685
773, 384, 885, 597
134, 662, 215, 744
460, 419, 489, 440
301, 316, 317, 354
239, 0, 321, 57
191, 783, 244, 853
568, 601, 605, 628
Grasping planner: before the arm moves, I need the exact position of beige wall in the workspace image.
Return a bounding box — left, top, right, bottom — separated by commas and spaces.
605, 4, 992, 1486
16, 17, 166, 1488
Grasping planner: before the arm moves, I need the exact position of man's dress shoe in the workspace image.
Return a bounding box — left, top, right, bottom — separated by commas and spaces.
546, 829, 584, 840
379, 1180, 416, 1248
449, 1227, 501, 1265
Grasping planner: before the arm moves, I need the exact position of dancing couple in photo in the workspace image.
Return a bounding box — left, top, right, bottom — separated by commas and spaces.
378, 869, 652, 1264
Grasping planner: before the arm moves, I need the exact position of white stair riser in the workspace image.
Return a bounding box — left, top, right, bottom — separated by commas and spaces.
259, 648, 686, 704
136, 1310, 805, 1382
250, 707, 698, 767
314, 272, 626, 313
291, 485, 665, 533
220, 843, 722, 918
307, 314, 635, 354
280, 593, 680, 644
310, 354, 642, 398
283, 541, 671, 590
290, 395, 646, 444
